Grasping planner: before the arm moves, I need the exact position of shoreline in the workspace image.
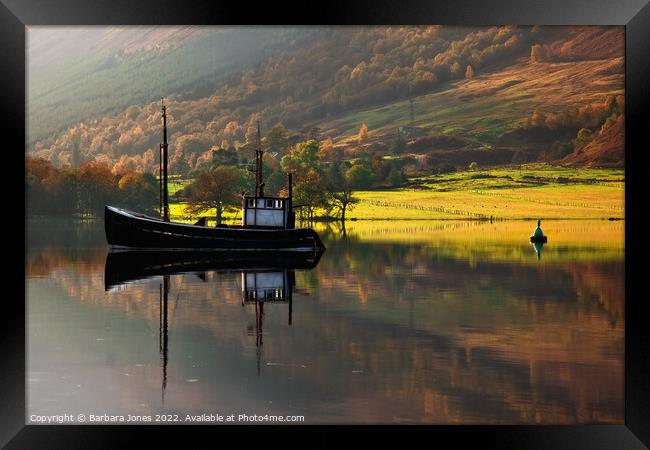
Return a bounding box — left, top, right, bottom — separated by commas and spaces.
25, 214, 625, 222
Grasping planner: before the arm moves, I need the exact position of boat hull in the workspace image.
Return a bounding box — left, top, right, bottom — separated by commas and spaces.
104, 205, 325, 251
530, 235, 548, 243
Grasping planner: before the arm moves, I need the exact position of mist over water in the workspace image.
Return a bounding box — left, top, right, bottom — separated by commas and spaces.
26, 218, 623, 424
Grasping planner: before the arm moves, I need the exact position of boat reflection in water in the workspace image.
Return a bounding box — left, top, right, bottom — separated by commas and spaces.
241, 269, 297, 376
104, 249, 322, 401
104, 250, 322, 290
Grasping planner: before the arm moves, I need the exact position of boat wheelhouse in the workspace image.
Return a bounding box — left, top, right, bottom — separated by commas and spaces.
242, 195, 295, 229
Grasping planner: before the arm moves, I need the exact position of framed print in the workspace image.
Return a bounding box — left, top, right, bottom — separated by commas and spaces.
4, 0, 649, 447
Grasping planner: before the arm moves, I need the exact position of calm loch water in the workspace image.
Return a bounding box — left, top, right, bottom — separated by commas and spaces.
26, 219, 624, 424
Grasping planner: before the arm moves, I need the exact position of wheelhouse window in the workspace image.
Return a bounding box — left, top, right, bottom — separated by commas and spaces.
266, 199, 274, 208
247, 198, 255, 208
275, 199, 283, 208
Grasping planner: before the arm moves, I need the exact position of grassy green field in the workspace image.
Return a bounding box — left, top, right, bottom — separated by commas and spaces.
349, 164, 624, 220
166, 164, 624, 223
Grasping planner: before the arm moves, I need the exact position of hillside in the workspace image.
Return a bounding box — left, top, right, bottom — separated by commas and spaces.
27, 27, 317, 143
27, 26, 624, 171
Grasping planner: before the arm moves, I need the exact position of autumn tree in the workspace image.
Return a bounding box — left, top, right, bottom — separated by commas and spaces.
325, 161, 358, 223
450, 61, 462, 76
185, 166, 251, 224
465, 65, 474, 80
76, 161, 118, 215
211, 145, 238, 166
318, 137, 344, 162
171, 146, 190, 175
358, 123, 369, 144
528, 109, 548, 128
223, 121, 244, 148
266, 123, 289, 154
574, 128, 593, 148
530, 44, 545, 63
28, 156, 170, 217
117, 172, 158, 213
26, 157, 63, 215
245, 126, 258, 146
292, 169, 327, 221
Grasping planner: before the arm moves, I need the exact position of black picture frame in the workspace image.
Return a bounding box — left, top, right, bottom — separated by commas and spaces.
5, 0, 649, 447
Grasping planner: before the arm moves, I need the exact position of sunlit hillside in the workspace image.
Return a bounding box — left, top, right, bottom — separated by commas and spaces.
28, 25, 624, 173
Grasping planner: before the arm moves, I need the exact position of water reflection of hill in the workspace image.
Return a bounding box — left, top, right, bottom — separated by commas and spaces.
308, 242, 623, 327
27, 227, 622, 422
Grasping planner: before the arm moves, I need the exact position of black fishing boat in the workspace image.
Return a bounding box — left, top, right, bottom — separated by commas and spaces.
104, 99, 325, 252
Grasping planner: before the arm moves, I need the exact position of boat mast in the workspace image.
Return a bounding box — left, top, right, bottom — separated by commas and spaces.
159, 144, 163, 216
161, 98, 170, 222
256, 120, 264, 197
